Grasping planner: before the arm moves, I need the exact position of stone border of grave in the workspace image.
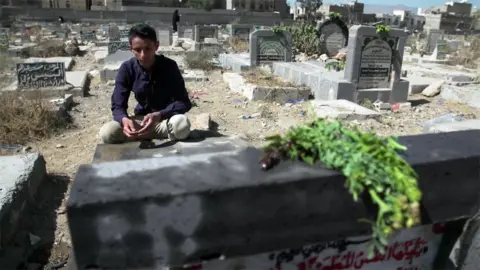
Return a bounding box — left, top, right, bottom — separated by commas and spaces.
316, 17, 349, 57
222, 72, 310, 102
67, 130, 480, 268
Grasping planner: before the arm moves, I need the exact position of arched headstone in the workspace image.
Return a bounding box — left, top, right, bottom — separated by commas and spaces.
317, 18, 348, 57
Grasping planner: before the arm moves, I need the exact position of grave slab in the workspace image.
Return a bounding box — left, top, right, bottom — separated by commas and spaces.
222, 72, 310, 103
5, 71, 88, 98
440, 85, 480, 109
100, 51, 132, 82
428, 119, 480, 133
23, 57, 74, 71
311, 99, 380, 120
92, 136, 250, 163
406, 76, 439, 94
66, 71, 89, 96
183, 70, 208, 82
219, 53, 251, 72
0, 153, 46, 248
68, 130, 480, 268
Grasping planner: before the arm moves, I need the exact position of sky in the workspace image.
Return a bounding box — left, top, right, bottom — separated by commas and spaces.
287, 0, 480, 8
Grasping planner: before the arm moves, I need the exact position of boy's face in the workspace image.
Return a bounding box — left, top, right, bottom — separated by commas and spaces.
130, 36, 159, 70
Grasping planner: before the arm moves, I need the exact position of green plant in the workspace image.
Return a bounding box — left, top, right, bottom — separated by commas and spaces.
329, 12, 342, 19
376, 24, 391, 36
274, 22, 319, 56
261, 119, 422, 257
325, 60, 345, 71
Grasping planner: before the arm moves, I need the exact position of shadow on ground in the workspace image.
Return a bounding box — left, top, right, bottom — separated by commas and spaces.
0, 174, 70, 270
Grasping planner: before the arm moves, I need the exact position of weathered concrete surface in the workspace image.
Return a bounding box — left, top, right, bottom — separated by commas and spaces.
311, 99, 380, 120
429, 119, 480, 133
92, 136, 250, 163
222, 72, 310, 103
66, 71, 89, 96
0, 154, 46, 248
440, 85, 480, 109
406, 76, 438, 94
23, 57, 74, 71
68, 130, 480, 269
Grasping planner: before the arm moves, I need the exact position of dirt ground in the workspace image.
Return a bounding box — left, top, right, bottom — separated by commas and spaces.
2, 54, 480, 268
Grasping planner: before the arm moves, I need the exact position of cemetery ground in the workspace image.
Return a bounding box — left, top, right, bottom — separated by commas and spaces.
1, 56, 480, 267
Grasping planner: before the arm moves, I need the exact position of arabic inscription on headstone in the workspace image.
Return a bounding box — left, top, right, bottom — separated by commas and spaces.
357, 37, 395, 89
318, 22, 346, 57
107, 41, 130, 55
17, 62, 66, 88
0, 28, 9, 51
256, 35, 289, 64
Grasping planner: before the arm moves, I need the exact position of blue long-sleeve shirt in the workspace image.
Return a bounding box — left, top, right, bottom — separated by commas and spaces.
111, 55, 192, 124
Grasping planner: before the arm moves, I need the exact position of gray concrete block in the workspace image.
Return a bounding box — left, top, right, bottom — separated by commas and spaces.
311, 99, 380, 120
0, 153, 46, 248
92, 136, 250, 163
68, 130, 480, 268
66, 71, 89, 97
428, 119, 480, 133
407, 76, 438, 94
219, 53, 251, 72
222, 72, 310, 102
441, 85, 480, 109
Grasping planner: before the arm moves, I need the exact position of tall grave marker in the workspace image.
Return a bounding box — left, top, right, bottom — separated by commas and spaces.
317, 18, 348, 57
157, 27, 173, 46
229, 24, 254, 41
0, 28, 9, 52
17, 62, 66, 88
341, 25, 409, 103
194, 25, 218, 42
178, 25, 194, 39
107, 41, 130, 55
249, 29, 292, 67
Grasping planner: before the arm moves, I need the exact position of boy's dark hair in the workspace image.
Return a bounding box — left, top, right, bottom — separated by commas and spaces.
128, 23, 157, 44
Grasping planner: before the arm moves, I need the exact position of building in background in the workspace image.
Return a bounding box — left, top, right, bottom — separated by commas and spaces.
225, 0, 287, 17
423, 1, 473, 33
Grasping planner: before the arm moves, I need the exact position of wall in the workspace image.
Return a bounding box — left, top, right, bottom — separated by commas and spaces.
0, 6, 285, 25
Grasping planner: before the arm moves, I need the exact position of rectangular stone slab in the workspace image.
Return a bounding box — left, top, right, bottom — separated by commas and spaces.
67, 130, 480, 269
92, 136, 249, 163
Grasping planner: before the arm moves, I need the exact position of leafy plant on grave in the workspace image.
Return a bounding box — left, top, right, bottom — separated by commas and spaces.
260, 119, 422, 258
325, 60, 345, 71
376, 24, 391, 37
329, 12, 343, 20
273, 22, 319, 56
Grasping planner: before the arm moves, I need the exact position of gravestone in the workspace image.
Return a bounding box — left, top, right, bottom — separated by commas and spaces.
157, 27, 172, 46
80, 30, 96, 42
178, 25, 194, 39
356, 36, 397, 89
17, 62, 66, 88
426, 29, 444, 54
229, 24, 254, 40
107, 41, 130, 55
342, 25, 409, 102
194, 25, 218, 42
108, 24, 120, 41
433, 40, 448, 60
0, 28, 9, 52
119, 28, 130, 39
249, 29, 292, 67
317, 18, 348, 57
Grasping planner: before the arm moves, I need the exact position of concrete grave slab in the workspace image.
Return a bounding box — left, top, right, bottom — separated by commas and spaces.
68, 130, 480, 268
92, 136, 249, 163
183, 69, 208, 82
66, 71, 89, 96
428, 119, 480, 133
23, 57, 74, 71
219, 53, 251, 72
0, 154, 46, 248
440, 85, 480, 109
222, 72, 310, 103
100, 51, 133, 82
311, 99, 380, 120
406, 76, 439, 94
